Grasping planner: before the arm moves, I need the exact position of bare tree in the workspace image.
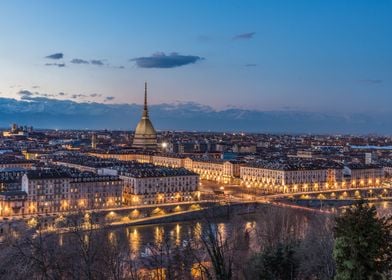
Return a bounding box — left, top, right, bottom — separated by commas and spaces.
296, 214, 336, 280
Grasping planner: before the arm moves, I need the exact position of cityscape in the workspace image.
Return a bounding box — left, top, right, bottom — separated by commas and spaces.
1, 1, 392, 280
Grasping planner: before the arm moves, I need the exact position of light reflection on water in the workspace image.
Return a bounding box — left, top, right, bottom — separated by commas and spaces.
118, 202, 392, 256
129, 228, 140, 256
113, 217, 257, 257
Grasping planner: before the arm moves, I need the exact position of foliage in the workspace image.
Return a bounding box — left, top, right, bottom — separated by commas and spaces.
333, 202, 392, 280
247, 242, 299, 280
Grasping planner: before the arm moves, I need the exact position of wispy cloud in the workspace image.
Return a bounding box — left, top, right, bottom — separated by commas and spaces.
18, 90, 59, 99
90, 59, 104, 66
233, 32, 255, 40
16, 89, 117, 103
45, 63, 66, 67
45, 53, 63, 59
104, 96, 115, 102
245, 64, 257, 67
71, 94, 88, 99
71, 58, 89, 64
131, 52, 204, 68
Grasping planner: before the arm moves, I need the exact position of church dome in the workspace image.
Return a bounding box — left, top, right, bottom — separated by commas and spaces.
134, 117, 156, 136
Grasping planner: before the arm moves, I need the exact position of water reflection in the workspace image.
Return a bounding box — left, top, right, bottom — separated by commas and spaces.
154, 226, 164, 244
107, 217, 259, 259
58, 234, 63, 246
129, 228, 140, 255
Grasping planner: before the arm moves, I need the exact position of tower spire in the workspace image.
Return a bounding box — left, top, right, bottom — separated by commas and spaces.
143, 81, 149, 118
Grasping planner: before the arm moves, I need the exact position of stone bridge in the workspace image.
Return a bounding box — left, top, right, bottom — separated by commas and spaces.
265, 186, 392, 201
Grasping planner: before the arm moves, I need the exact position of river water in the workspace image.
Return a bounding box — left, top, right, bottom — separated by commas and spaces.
117, 201, 392, 257
112, 215, 258, 258
56, 201, 392, 260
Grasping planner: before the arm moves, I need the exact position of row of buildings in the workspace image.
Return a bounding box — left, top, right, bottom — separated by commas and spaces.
0, 154, 199, 217
0, 167, 123, 216
89, 151, 385, 192
51, 155, 199, 207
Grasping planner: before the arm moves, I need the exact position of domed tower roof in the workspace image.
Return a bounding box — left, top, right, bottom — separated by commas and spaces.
132, 82, 157, 150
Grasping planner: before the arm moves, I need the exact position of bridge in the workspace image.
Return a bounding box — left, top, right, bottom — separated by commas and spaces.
264, 186, 392, 200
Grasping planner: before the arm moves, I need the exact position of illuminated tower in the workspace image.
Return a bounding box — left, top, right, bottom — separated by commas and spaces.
132, 82, 157, 150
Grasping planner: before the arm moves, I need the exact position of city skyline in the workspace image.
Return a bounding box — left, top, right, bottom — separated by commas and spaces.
0, 0, 391, 116
1, 2, 392, 278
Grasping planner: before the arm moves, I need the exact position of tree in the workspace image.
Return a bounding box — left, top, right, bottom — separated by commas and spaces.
333, 202, 392, 280
246, 242, 299, 280
296, 215, 335, 280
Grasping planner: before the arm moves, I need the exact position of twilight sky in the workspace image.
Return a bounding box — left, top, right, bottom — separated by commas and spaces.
0, 0, 391, 113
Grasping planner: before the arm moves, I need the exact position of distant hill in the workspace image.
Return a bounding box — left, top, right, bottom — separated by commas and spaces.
0, 96, 390, 134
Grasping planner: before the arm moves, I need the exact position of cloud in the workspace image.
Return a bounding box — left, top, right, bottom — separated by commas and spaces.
18, 90, 34, 97
45, 63, 66, 67
1, 97, 390, 133
104, 96, 115, 101
359, 79, 383, 84
71, 94, 89, 99
131, 52, 204, 68
71, 58, 89, 64
45, 53, 63, 59
90, 59, 104, 66
245, 64, 257, 67
233, 32, 255, 40
17, 89, 112, 102
18, 90, 62, 99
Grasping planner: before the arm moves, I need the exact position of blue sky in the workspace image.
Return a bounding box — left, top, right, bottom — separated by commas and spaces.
0, 0, 391, 113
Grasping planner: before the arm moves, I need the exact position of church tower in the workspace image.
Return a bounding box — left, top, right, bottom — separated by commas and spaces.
132, 82, 157, 150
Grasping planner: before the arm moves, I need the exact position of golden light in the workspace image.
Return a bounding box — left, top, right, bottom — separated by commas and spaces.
27, 217, 38, 228
130, 209, 140, 218
152, 207, 165, 216
78, 199, 85, 208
